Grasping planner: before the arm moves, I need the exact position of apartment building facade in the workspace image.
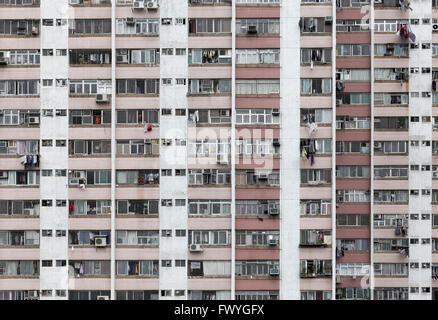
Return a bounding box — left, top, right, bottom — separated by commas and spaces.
0, 0, 438, 301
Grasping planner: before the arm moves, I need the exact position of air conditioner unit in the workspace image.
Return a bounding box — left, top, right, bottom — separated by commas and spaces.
28, 116, 39, 124
270, 89, 280, 94
258, 174, 269, 180
336, 275, 341, 283
433, 24, 438, 32
374, 0, 382, 3
0, 171, 8, 179
96, 94, 109, 103
374, 142, 382, 149
132, 0, 144, 9
146, 0, 159, 9
336, 99, 343, 105
116, 54, 129, 64
268, 236, 279, 246
0, 51, 10, 65
24, 209, 35, 216
217, 154, 229, 165
374, 214, 382, 220
247, 25, 258, 34
272, 109, 280, 116
94, 236, 107, 247
126, 17, 135, 25
31, 27, 39, 35
325, 16, 333, 24
189, 244, 203, 252
97, 296, 109, 300
269, 268, 279, 276
273, 138, 280, 146
269, 208, 279, 215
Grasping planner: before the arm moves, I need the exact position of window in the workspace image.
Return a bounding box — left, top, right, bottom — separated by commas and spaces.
189, 18, 231, 34
116, 79, 159, 95
236, 18, 279, 34
236, 79, 279, 95
301, 78, 332, 94
188, 230, 230, 245
42, 260, 52, 267
188, 79, 231, 94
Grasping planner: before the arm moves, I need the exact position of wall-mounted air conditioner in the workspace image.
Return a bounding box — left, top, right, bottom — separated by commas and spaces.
269, 208, 279, 215
96, 94, 109, 103
94, 236, 107, 247
0, 171, 8, 179
146, 0, 159, 9
132, 0, 144, 9
97, 296, 109, 300
189, 244, 203, 252
217, 154, 229, 165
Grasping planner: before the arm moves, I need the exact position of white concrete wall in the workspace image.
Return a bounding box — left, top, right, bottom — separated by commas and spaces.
408, 0, 432, 300
280, 0, 301, 300
39, 0, 70, 300
158, 0, 189, 300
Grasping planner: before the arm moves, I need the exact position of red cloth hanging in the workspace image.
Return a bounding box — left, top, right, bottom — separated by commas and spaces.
69, 201, 74, 212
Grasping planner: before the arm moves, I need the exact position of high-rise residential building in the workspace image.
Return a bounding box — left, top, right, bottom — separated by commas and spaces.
0, 0, 437, 301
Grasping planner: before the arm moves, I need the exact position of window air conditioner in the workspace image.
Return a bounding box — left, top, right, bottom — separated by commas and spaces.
189, 244, 203, 252
324, 16, 333, 24
96, 94, 110, 103
269, 268, 279, 276
336, 275, 341, 283
269, 208, 279, 215
268, 236, 279, 246
273, 138, 280, 146
94, 236, 107, 247
247, 25, 258, 34
258, 174, 269, 180
0, 51, 10, 65
272, 109, 280, 116
116, 54, 129, 64
132, 0, 145, 9
28, 116, 40, 125
433, 24, 438, 32
374, 0, 382, 3
0, 171, 8, 179
146, 0, 159, 9
336, 99, 343, 105
374, 142, 382, 149
97, 296, 110, 300
374, 214, 382, 220
126, 17, 135, 25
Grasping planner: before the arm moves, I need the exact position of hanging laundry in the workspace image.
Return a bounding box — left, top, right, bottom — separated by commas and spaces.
301, 147, 308, 160
310, 153, 315, 166
307, 122, 318, 135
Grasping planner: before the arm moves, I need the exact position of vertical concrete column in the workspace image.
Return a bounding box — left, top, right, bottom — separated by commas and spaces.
39, 0, 69, 300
